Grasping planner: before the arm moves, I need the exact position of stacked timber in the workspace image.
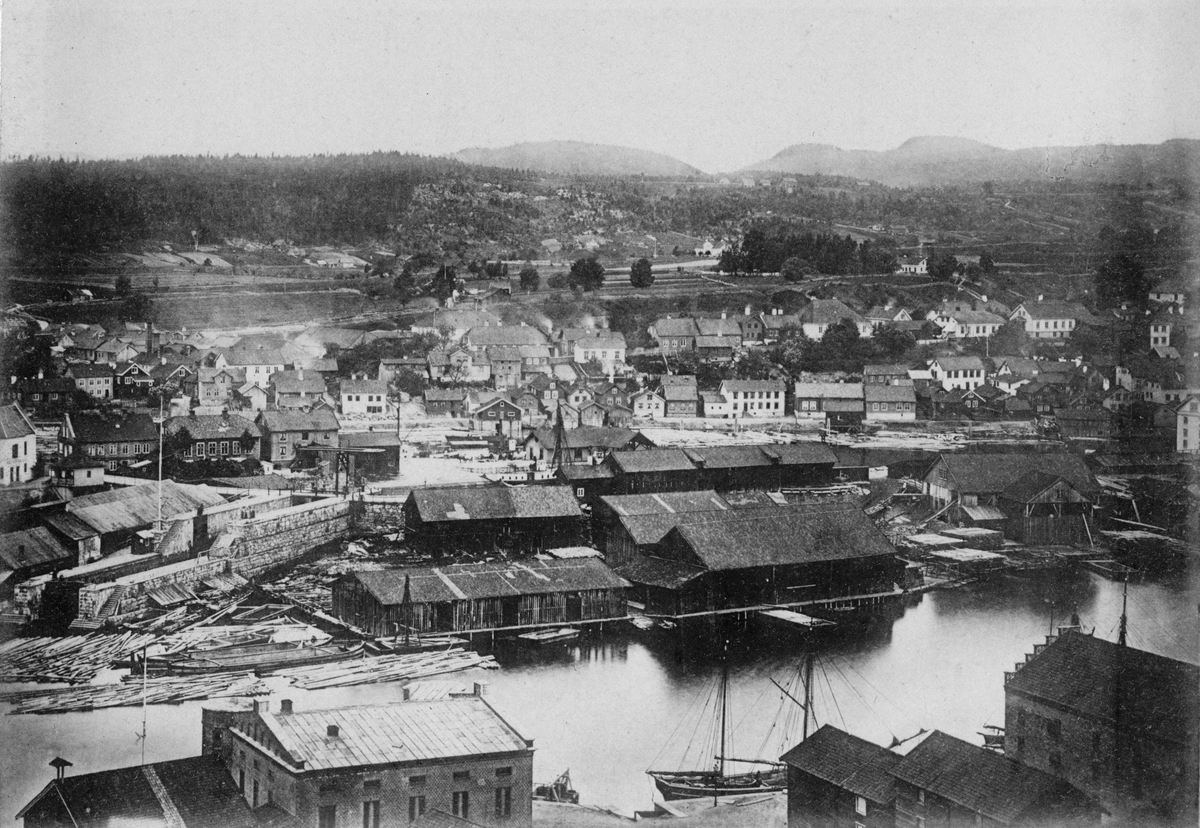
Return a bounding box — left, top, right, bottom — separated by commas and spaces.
274, 649, 497, 690
0, 671, 268, 715
0, 633, 157, 684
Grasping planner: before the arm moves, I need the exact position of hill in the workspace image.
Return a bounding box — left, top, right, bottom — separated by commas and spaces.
452, 141, 704, 178
741, 137, 1200, 186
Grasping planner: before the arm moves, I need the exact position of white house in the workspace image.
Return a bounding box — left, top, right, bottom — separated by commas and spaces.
573, 333, 627, 375
718, 380, 785, 416
793, 382, 864, 419
222, 348, 287, 388
935, 309, 1007, 339
1009, 299, 1089, 340
797, 299, 873, 340
1150, 308, 1175, 348
630, 388, 665, 419
928, 356, 986, 391
700, 391, 733, 419
898, 257, 928, 275
1177, 396, 1200, 453
340, 377, 388, 415
0, 404, 37, 485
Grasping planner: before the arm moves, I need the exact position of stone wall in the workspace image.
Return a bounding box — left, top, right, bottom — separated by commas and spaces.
353, 499, 406, 534
214, 497, 351, 578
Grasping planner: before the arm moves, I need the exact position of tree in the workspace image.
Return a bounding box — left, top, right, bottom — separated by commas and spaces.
1096, 251, 1149, 310
630, 257, 654, 288
393, 368, 428, 398
114, 274, 132, 297
430, 264, 461, 304
519, 264, 540, 293
393, 271, 417, 306
780, 256, 811, 283
979, 250, 996, 274
818, 318, 866, 373
569, 257, 605, 292
740, 228, 768, 273
120, 292, 153, 323
238, 429, 257, 455
927, 250, 959, 281
872, 323, 916, 362
717, 245, 743, 276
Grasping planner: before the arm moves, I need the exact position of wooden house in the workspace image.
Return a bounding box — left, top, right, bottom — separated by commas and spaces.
402, 485, 585, 556
780, 725, 899, 828
471, 397, 524, 438
997, 471, 1094, 544
524, 426, 648, 466
333, 558, 628, 636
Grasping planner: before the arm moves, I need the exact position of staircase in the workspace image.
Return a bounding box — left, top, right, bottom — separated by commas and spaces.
95, 585, 129, 621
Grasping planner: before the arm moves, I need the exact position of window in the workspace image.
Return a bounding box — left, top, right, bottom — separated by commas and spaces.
495, 786, 512, 817
496, 766, 513, 778
239, 769, 245, 792
364, 780, 381, 791
208, 441, 217, 455
408, 796, 426, 821
453, 770, 471, 781
318, 805, 337, 828
408, 775, 426, 787
918, 789, 925, 804
576, 488, 585, 497
452, 791, 469, 819
362, 799, 380, 828
855, 795, 867, 815
196, 442, 205, 457
10, 445, 16, 459
252, 780, 259, 807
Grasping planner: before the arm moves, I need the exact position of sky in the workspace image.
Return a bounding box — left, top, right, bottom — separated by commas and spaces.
2, 0, 1198, 173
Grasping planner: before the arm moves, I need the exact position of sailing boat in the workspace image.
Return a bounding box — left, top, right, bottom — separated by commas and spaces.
647, 646, 802, 801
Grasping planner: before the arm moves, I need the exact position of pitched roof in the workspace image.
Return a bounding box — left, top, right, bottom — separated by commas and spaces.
944, 309, 1006, 325
889, 731, 1087, 824
799, 298, 864, 325
408, 485, 582, 523
1006, 630, 1198, 747
270, 370, 326, 395
780, 725, 900, 804
528, 426, 640, 450
795, 382, 864, 399
0, 404, 36, 440
0, 526, 72, 571
576, 332, 627, 348
863, 363, 912, 376
258, 697, 531, 772
669, 503, 897, 570
65, 481, 227, 535
257, 409, 340, 433
719, 380, 784, 393
695, 318, 742, 337
486, 345, 523, 362
425, 388, 469, 402
16, 755, 257, 828
601, 490, 733, 517
222, 347, 287, 366
932, 452, 1097, 496
341, 378, 387, 395
608, 449, 696, 473
932, 356, 986, 371
465, 326, 548, 347
1015, 300, 1090, 320
163, 414, 261, 440
864, 384, 916, 403
67, 362, 113, 379
349, 558, 624, 606
614, 555, 706, 589
1000, 471, 1083, 503
67, 411, 158, 444
651, 318, 700, 338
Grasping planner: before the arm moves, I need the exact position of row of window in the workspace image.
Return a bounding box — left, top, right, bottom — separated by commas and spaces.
345, 395, 383, 402
9, 441, 29, 459
1031, 319, 1074, 329
728, 390, 781, 399
870, 402, 914, 411
183, 440, 249, 457
86, 442, 152, 456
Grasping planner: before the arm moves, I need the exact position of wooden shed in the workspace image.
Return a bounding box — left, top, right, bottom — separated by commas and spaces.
998, 471, 1094, 545
332, 558, 629, 635
402, 484, 585, 556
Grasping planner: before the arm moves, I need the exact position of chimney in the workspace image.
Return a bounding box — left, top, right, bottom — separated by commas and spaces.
327, 724, 339, 738
744, 304, 752, 317
474, 681, 488, 697
720, 312, 727, 320
49, 757, 73, 781
1037, 295, 1043, 302
279, 699, 293, 715
297, 368, 303, 381
17, 545, 26, 565
402, 687, 412, 701
37, 368, 44, 380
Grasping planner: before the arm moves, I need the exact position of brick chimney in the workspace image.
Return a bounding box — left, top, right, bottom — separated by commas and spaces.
279, 699, 293, 715
327, 724, 339, 738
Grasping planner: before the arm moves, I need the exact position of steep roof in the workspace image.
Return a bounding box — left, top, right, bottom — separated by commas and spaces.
799, 298, 864, 326
932, 452, 1097, 496
269, 370, 326, 395
65, 481, 227, 535
259, 697, 531, 771
651, 317, 701, 338
889, 731, 1087, 824
163, 414, 261, 440
780, 725, 900, 804
258, 409, 340, 433
669, 503, 897, 570
408, 484, 582, 523
0, 526, 72, 572
341, 378, 387, 395
1006, 630, 1198, 747
0, 404, 36, 440
932, 356, 985, 371
67, 411, 158, 444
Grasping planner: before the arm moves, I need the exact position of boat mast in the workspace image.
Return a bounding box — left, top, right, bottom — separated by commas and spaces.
801, 648, 814, 741
716, 640, 728, 806
1117, 576, 1128, 647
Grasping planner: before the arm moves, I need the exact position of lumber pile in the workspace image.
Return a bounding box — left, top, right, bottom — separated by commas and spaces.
0, 671, 269, 715
274, 649, 497, 690
0, 632, 157, 684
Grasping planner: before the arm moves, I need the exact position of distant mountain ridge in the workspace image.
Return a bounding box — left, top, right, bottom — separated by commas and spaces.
739, 136, 1200, 186
450, 141, 703, 178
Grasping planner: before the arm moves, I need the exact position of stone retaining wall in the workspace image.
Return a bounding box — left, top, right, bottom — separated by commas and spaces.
214, 497, 351, 578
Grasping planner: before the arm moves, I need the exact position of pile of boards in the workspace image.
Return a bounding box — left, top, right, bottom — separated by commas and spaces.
274, 648, 497, 690
0, 632, 157, 684
0, 671, 269, 715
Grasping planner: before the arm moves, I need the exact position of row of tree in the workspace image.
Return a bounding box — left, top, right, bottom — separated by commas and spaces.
717, 227, 900, 277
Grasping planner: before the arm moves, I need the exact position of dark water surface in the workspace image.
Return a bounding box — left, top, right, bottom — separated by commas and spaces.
2, 566, 1196, 817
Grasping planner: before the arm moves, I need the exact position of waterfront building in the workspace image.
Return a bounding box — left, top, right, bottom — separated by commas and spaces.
781, 724, 899, 828
0, 403, 37, 485
1005, 630, 1199, 824
402, 485, 584, 556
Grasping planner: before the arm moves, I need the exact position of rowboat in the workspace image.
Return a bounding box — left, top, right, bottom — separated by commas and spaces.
516, 628, 579, 645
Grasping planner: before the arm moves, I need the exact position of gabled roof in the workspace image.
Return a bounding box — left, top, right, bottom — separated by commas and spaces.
943, 309, 1006, 325
651, 317, 700, 338
1000, 471, 1082, 503
864, 384, 916, 403
67, 411, 158, 444
695, 318, 742, 337
222, 347, 287, 366
1013, 300, 1090, 320
889, 730, 1088, 824
163, 414, 261, 441
576, 332, 627, 348
270, 370, 326, 395
425, 388, 469, 402
719, 380, 784, 393
258, 696, 532, 771
528, 426, 641, 451
408, 484, 582, 523
608, 448, 696, 474
799, 298, 864, 326
341, 378, 387, 395
863, 363, 912, 376
1006, 630, 1198, 747
780, 725, 900, 804
485, 345, 523, 362
66, 362, 113, 379
348, 558, 623, 607
931, 356, 985, 371
0, 526, 72, 571
0, 403, 36, 440
931, 452, 1097, 495
258, 409, 340, 433
669, 503, 896, 570
465, 326, 548, 347
795, 382, 864, 400
65, 481, 227, 535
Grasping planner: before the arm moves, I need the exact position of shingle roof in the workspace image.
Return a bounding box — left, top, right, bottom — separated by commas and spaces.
889, 731, 1085, 824
408, 485, 582, 523
670, 503, 897, 570
486, 345, 523, 362
799, 298, 864, 325
1006, 630, 1198, 747
720, 380, 784, 393
609, 449, 696, 473
779, 725, 900, 804
864, 385, 916, 403
933, 452, 1097, 496
341, 378, 387, 395
466, 326, 548, 347
932, 356, 986, 371
349, 558, 624, 605
260, 697, 532, 771
258, 409, 340, 433
163, 414, 261, 440
67, 363, 113, 379
695, 318, 742, 337
270, 370, 326, 395
1015, 300, 1090, 320
614, 555, 706, 589
0, 404, 35, 440
601, 490, 732, 517
651, 318, 701, 338
65, 481, 227, 535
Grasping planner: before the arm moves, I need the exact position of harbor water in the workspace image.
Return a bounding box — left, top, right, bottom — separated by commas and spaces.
2, 565, 1196, 818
